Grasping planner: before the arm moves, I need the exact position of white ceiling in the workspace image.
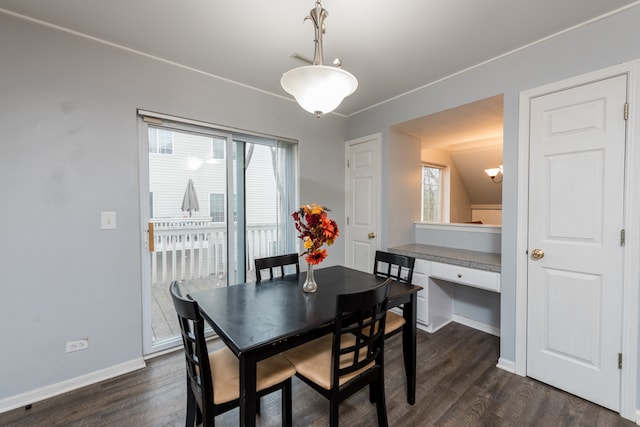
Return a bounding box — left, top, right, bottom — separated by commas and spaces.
2, 0, 636, 213
0, 0, 638, 117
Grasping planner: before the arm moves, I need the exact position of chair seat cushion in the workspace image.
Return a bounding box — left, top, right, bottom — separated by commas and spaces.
210, 347, 295, 404
384, 311, 406, 334
284, 334, 375, 390
361, 311, 405, 336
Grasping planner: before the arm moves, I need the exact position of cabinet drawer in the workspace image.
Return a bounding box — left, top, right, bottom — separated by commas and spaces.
430, 262, 500, 292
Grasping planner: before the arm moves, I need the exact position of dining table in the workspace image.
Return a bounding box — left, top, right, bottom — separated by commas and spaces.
187, 264, 422, 427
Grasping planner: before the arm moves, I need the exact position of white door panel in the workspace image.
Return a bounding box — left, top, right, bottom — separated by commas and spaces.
545, 150, 604, 241
542, 269, 602, 366
527, 75, 626, 411
345, 134, 381, 272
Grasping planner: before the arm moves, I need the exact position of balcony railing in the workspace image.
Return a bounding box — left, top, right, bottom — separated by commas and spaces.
149, 218, 284, 285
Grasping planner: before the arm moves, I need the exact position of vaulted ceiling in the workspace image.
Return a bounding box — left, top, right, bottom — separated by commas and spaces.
397, 95, 504, 208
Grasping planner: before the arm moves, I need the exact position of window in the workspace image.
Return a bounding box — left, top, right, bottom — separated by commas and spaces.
148, 127, 173, 154
212, 138, 225, 160
209, 193, 225, 222
422, 165, 442, 222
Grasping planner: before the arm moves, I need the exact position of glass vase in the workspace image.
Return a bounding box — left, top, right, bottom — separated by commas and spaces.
303, 262, 318, 293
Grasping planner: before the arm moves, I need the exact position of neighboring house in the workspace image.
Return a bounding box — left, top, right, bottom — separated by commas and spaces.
148, 128, 277, 225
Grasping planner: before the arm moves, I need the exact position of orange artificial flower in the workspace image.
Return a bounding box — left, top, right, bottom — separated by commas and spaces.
292, 204, 339, 265
305, 249, 328, 265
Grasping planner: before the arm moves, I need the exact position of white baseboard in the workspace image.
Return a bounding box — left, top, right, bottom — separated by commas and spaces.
496, 357, 516, 374
0, 358, 146, 414
417, 320, 452, 333
416, 322, 427, 332
452, 314, 500, 337
636, 408, 640, 425
417, 316, 499, 336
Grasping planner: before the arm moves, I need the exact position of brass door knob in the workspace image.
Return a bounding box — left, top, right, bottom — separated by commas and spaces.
531, 248, 545, 260
368, 232, 376, 239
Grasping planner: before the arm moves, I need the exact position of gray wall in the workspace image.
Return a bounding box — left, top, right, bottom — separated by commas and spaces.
2, 1, 640, 413
0, 13, 347, 401
386, 127, 422, 248
415, 226, 501, 253
347, 4, 640, 407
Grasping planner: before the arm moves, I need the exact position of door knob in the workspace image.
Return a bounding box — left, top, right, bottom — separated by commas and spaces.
531, 248, 545, 260
368, 232, 376, 239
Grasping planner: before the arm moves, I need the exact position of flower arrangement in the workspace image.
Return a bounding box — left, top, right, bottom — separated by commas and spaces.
292, 203, 339, 265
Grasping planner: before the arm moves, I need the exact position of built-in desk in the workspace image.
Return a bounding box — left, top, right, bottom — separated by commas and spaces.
389, 244, 501, 333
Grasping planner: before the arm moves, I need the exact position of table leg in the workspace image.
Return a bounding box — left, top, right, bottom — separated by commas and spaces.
402, 293, 417, 404
239, 355, 258, 427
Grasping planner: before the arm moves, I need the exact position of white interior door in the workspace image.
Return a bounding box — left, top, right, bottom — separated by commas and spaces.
527, 75, 627, 411
345, 134, 381, 272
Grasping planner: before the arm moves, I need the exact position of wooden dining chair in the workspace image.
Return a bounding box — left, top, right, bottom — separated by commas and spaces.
373, 250, 416, 337
254, 253, 300, 282
284, 280, 391, 427
170, 281, 295, 427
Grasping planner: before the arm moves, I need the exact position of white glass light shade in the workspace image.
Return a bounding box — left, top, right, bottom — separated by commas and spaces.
484, 167, 502, 178
281, 65, 358, 116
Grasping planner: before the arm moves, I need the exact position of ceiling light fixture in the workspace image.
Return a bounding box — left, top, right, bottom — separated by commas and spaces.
280, 0, 358, 117
484, 165, 503, 183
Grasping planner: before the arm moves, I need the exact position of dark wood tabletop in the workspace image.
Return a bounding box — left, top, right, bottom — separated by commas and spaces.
191, 265, 419, 356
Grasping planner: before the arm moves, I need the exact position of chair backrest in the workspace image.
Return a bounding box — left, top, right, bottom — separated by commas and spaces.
373, 250, 415, 284
331, 279, 391, 388
254, 253, 300, 282
170, 281, 214, 415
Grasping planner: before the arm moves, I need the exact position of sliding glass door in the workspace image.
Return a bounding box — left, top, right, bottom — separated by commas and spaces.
235, 134, 298, 282
139, 114, 297, 353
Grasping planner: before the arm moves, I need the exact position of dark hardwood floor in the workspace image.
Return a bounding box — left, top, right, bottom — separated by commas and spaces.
0, 323, 633, 426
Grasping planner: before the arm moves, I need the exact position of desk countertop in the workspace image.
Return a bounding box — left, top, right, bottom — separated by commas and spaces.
389, 243, 501, 273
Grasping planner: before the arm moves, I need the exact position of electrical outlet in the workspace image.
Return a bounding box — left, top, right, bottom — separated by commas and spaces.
66, 339, 89, 353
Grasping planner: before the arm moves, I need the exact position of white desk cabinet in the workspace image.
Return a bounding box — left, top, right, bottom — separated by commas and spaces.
390, 244, 501, 333
429, 262, 500, 293
411, 259, 429, 325
412, 259, 501, 333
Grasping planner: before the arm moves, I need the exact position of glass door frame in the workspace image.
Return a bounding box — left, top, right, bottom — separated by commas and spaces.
137, 110, 298, 355
138, 115, 236, 355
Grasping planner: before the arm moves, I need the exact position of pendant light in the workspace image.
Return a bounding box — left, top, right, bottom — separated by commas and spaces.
280, 0, 358, 117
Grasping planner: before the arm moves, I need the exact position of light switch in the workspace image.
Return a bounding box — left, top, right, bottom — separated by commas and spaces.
101, 211, 117, 230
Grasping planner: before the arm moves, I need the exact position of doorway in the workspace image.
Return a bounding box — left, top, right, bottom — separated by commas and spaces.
138, 112, 297, 354
515, 62, 640, 420
344, 133, 381, 272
